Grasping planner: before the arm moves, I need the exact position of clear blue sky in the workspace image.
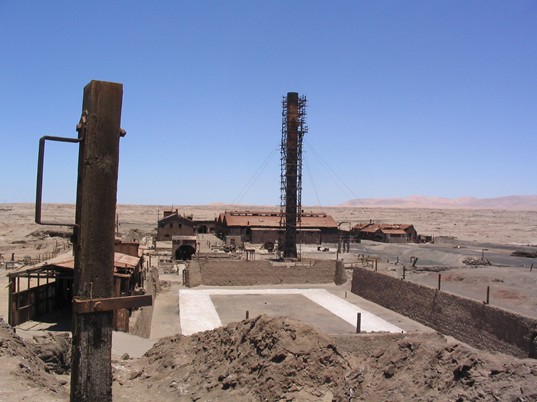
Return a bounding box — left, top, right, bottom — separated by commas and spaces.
1, 1, 536, 206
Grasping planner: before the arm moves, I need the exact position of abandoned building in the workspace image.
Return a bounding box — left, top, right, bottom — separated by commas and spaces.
157, 209, 217, 240
172, 235, 197, 261
7, 239, 146, 331
216, 210, 339, 245
353, 223, 418, 243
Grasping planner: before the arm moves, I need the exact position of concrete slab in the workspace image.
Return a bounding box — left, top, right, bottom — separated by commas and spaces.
179, 288, 404, 335
212, 294, 355, 334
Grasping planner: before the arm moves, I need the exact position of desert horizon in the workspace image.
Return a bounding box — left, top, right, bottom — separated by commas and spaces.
5, 193, 537, 210
2, 201, 537, 256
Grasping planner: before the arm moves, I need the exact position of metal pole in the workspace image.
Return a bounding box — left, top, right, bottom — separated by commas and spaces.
71, 80, 123, 402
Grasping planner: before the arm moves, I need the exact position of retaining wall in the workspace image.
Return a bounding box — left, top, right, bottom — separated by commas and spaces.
186, 259, 337, 286
351, 267, 537, 358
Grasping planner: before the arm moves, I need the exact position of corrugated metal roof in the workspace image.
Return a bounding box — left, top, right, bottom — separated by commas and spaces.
220, 211, 337, 229
354, 223, 414, 233
359, 224, 382, 233
25, 251, 140, 270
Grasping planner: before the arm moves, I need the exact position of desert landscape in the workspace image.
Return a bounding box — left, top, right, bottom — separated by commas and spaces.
1, 202, 537, 401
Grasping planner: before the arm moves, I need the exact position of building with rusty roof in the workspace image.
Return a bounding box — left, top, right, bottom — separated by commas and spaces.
353, 223, 417, 243
216, 210, 339, 245
7, 240, 146, 332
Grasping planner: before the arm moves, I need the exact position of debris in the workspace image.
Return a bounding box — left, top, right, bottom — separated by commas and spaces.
463, 256, 492, 266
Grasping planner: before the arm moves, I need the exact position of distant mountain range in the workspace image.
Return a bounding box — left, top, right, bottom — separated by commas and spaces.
338, 195, 537, 211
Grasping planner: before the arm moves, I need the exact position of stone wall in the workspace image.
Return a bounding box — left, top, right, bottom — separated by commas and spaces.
129, 266, 159, 338
351, 267, 537, 358
184, 260, 202, 288
186, 259, 338, 286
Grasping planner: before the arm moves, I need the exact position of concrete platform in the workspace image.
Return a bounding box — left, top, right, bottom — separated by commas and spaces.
179, 286, 433, 336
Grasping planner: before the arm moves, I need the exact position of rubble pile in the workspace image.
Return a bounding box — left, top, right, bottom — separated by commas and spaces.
113, 315, 537, 401
115, 315, 350, 401
0, 318, 68, 400
32, 332, 71, 374
463, 256, 492, 266
338, 332, 537, 401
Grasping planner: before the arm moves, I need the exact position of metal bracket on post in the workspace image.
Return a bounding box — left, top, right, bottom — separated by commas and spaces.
35, 111, 88, 227
35, 135, 82, 226
72, 294, 152, 314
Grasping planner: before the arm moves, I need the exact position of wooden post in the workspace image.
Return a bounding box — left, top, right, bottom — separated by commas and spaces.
356, 312, 361, 333
402, 265, 406, 280
71, 80, 123, 402
486, 286, 490, 304
438, 273, 441, 290
246, 310, 249, 319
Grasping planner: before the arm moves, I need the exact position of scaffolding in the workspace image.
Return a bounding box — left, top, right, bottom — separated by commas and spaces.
280, 93, 308, 259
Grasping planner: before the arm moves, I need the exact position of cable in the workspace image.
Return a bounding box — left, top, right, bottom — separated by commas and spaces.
303, 150, 324, 212
304, 139, 365, 206
231, 145, 279, 206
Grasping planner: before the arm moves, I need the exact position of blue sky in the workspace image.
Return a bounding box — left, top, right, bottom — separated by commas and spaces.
1, 1, 536, 206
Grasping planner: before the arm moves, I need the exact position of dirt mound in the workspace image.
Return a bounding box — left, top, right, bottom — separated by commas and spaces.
0, 318, 68, 400
337, 332, 537, 401
114, 315, 350, 401
121, 228, 144, 242
113, 315, 537, 401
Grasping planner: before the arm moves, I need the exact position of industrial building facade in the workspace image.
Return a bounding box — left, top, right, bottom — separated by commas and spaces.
157, 210, 217, 240
216, 210, 339, 245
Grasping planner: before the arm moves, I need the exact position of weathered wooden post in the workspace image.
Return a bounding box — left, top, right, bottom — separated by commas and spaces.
71, 80, 123, 402
356, 312, 361, 333
438, 273, 442, 290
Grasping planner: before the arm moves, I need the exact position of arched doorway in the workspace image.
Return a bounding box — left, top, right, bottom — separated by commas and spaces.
175, 245, 196, 261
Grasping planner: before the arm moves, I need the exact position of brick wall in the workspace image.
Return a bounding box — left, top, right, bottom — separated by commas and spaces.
351, 267, 537, 358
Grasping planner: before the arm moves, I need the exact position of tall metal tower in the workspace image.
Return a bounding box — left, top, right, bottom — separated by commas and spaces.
280, 92, 308, 259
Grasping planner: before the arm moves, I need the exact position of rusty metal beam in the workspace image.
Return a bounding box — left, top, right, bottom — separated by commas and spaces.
72, 294, 152, 314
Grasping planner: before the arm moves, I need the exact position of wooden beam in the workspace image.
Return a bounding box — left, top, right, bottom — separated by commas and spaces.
70, 80, 123, 402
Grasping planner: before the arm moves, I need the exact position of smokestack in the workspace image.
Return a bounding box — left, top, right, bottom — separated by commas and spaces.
283, 92, 299, 259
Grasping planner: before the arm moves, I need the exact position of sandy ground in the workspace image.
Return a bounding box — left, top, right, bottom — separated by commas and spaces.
2, 203, 537, 262
1, 203, 537, 400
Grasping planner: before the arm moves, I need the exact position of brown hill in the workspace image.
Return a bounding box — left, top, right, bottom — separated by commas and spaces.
340, 195, 537, 211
